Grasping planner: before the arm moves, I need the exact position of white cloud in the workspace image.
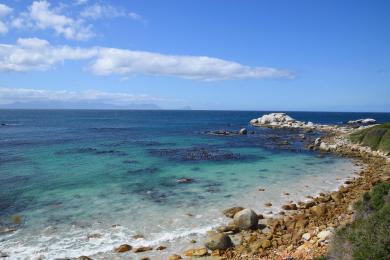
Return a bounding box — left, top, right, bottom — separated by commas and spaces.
90, 48, 292, 81
0, 38, 97, 72
81, 3, 143, 21
0, 3, 12, 18
0, 3, 12, 34
28, 0, 94, 40
10, 0, 94, 40
0, 38, 292, 80
0, 87, 163, 106
2, 1, 143, 39
0, 21, 8, 34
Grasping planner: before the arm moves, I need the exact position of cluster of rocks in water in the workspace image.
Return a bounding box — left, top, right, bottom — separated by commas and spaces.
207, 128, 252, 136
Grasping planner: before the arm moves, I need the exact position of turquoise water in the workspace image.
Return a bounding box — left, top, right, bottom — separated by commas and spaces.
1, 110, 386, 259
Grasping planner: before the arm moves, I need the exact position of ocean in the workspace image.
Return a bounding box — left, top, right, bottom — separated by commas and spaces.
1, 110, 389, 259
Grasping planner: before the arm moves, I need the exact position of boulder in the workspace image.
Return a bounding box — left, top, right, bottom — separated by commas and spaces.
314, 138, 322, 146
302, 233, 311, 241
319, 142, 330, 151
261, 239, 271, 249
183, 247, 208, 257
134, 246, 153, 253
176, 178, 194, 184
317, 230, 332, 241
223, 206, 244, 218
233, 208, 258, 230
217, 223, 239, 233
156, 245, 167, 250
282, 204, 297, 210
114, 244, 132, 253
239, 128, 248, 135
330, 191, 342, 203
310, 204, 327, 217
204, 232, 233, 250
78, 257, 92, 260
168, 254, 182, 260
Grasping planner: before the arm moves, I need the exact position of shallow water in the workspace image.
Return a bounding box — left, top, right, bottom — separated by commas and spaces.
0, 110, 388, 259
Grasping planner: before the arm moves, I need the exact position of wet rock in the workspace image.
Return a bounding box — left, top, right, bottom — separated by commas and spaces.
132, 234, 145, 239
87, 233, 102, 240
282, 204, 297, 210
264, 202, 272, 207
176, 178, 194, 184
134, 246, 153, 253
114, 244, 132, 253
258, 188, 266, 191
304, 201, 316, 209
183, 247, 208, 257
233, 208, 258, 230
204, 232, 233, 250
0, 227, 16, 234
223, 206, 244, 218
168, 254, 182, 260
239, 128, 248, 135
10, 215, 22, 224
217, 223, 239, 233
78, 257, 92, 260
140, 257, 150, 260
156, 245, 167, 250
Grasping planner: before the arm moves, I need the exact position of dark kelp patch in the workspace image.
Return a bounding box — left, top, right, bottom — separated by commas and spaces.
148, 147, 247, 162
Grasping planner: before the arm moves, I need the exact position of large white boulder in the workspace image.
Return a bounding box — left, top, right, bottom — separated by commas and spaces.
233, 208, 258, 230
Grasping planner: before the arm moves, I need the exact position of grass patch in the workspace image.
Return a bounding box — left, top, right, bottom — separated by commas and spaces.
329, 182, 390, 260
349, 123, 390, 155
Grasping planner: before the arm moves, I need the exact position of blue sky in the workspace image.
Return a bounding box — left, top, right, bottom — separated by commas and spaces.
0, 0, 389, 111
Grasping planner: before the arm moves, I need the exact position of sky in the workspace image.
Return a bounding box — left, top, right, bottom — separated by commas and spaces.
0, 0, 389, 111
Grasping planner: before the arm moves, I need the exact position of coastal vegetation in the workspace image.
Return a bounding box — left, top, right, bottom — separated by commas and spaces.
330, 182, 390, 260
349, 123, 390, 154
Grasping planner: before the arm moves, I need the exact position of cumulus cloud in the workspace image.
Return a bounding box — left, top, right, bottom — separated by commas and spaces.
0, 38, 97, 71
0, 87, 163, 106
5, 1, 143, 39
12, 0, 95, 40
0, 3, 12, 18
0, 38, 292, 80
0, 3, 13, 34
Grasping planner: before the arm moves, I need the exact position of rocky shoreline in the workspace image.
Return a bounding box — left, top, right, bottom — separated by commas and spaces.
168, 113, 389, 260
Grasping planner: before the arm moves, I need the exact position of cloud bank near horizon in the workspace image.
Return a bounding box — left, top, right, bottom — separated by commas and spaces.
0, 38, 292, 81
0, 87, 164, 107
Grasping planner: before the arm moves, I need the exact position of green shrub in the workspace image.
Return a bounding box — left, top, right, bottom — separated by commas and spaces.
349, 123, 390, 154
329, 183, 390, 260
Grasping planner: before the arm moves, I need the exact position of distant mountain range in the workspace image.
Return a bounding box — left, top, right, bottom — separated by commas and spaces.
0, 101, 161, 110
